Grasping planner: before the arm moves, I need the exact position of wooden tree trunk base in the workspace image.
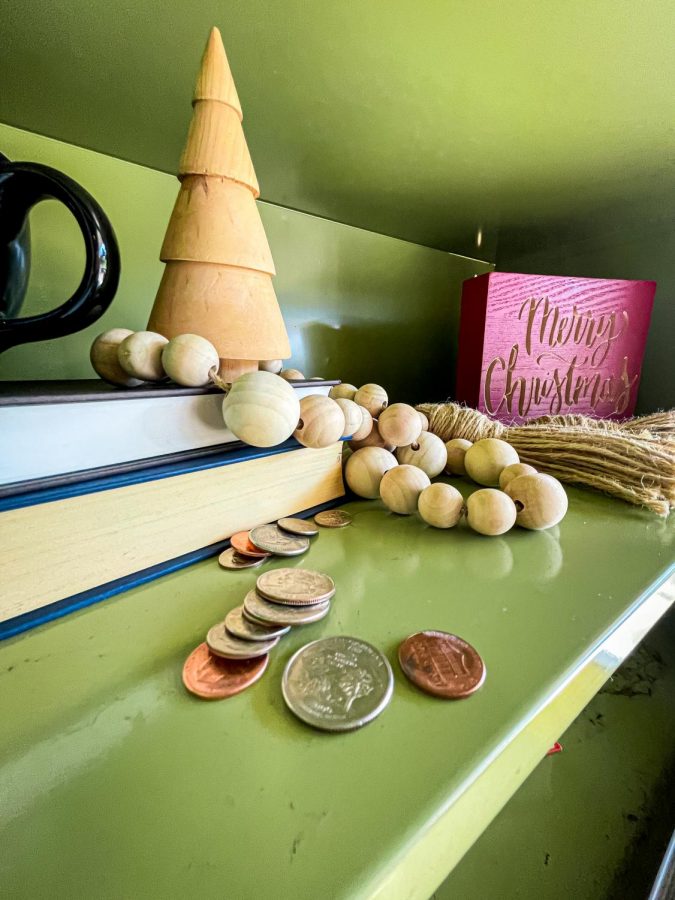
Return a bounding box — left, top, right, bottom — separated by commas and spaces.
219, 358, 258, 381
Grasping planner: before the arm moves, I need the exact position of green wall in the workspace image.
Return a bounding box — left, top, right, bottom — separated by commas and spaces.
0, 124, 491, 403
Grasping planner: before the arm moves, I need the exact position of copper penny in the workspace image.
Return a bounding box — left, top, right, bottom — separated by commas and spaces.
182, 642, 268, 700
230, 531, 272, 559
398, 631, 486, 699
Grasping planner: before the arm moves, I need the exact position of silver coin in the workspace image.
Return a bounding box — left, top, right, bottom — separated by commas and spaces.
282, 636, 393, 732
224, 606, 290, 642
277, 517, 319, 537
256, 568, 335, 606
218, 547, 266, 570
314, 509, 353, 528
206, 621, 279, 659
243, 590, 330, 626
249, 524, 310, 557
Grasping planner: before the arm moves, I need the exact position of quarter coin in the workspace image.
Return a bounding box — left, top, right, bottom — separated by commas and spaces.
282, 636, 393, 731
230, 531, 272, 559
398, 631, 486, 699
249, 524, 310, 556
225, 605, 290, 642
182, 642, 268, 699
256, 568, 336, 606
206, 621, 279, 659
243, 589, 330, 626
277, 517, 319, 537
218, 547, 266, 570
314, 509, 353, 528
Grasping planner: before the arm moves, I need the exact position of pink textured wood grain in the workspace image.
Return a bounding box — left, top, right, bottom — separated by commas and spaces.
455, 272, 656, 423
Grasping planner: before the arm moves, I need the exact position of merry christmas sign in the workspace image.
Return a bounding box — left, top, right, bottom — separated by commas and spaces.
455, 272, 656, 423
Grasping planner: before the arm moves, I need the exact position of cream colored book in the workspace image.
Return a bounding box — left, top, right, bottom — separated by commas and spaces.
0, 442, 344, 637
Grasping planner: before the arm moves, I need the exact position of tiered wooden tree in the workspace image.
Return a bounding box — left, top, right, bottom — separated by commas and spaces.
147, 27, 291, 380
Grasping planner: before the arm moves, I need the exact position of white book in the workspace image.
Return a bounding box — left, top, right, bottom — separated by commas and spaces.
0, 379, 336, 488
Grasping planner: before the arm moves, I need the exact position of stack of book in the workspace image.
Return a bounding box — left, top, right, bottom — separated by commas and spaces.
0, 380, 345, 639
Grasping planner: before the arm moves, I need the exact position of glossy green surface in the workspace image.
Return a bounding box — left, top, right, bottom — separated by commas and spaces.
0, 125, 490, 401
1, 482, 673, 898
2, 1, 674, 255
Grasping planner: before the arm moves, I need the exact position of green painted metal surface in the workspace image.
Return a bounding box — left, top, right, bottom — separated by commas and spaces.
2, 1, 674, 256
1, 482, 673, 898
0, 124, 490, 401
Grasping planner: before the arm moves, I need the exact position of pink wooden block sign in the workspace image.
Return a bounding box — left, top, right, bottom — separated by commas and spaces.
455, 272, 656, 423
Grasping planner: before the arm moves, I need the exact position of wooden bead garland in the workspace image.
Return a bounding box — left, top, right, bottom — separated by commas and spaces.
505, 473, 568, 530
464, 438, 519, 486
294, 395, 345, 448
396, 431, 447, 478
350, 406, 374, 441
498, 462, 537, 491
418, 483, 464, 529
329, 383, 358, 402
280, 368, 305, 381
117, 331, 168, 382
354, 383, 388, 418
345, 446, 398, 499
222, 370, 300, 447
90, 328, 144, 387
162, 334, 219, 387
444, 438, 472, 476
466, 489, 517, 536
417, 411, 429, 432
334, 398, 363, 439
380, 464, 431, 515
378, 403, 422, 447
349, 420, 394, 452
258, 359, 283, 374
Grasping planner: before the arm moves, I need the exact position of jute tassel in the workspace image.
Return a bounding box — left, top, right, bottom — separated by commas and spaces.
416, 402, 675, 516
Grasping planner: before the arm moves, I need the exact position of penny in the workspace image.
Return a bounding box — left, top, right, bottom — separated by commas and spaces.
256, 568, 336, 606
314, 509, 353, 528
398, 631, 486, 699
225, 605, 290, 642
282, 636, 393, 732
243, 589, 330, 626
218, 547, 266, 570
182, 642, 268, 699
277, 517, 319, 537
206, 621, 279, 659
249, 524, 310, 557
230, 531, 272, 559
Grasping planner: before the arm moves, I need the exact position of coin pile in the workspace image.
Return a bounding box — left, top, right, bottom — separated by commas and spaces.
182, 567, 337, 700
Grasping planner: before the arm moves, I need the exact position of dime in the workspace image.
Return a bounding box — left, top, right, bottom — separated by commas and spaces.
256, 568, 335, 606
218, 547, 266, 570
277, 517, 319, 537
249, 524, 310, 557
182, 642, 268, 699
206, 621, 279, 659
225, 605, 290, 642
230, 531, 272, 559
398, 631, 486, 699
243, 589, 330, 626
314, 509, 352, 528
282, 636, 393, 732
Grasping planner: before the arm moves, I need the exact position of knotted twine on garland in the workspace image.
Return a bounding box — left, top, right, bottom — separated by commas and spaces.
415, 402, 675, 516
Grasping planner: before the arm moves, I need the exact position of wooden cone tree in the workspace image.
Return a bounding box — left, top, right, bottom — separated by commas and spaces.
147, 27, 291, 380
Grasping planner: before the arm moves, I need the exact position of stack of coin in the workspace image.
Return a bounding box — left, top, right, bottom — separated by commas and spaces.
183, 566, 336, 700
218, 517, 319, 571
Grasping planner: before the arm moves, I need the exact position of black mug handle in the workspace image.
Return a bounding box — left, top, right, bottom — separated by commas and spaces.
0, 158, 120, 353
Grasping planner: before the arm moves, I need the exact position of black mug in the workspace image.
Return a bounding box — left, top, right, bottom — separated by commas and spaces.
0, 153, 120, 353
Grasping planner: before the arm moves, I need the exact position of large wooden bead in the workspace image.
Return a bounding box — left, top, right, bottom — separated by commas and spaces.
505, 473, 568, 530
280, 368, 305, 381
329, 383, 357, 401
418, 483, 464, 529
162, 334, 219, 387
417, 411, 429, 432
294, 395, 345, 448
444, 438, 472, 476
498, 462, 537, 491
334, 398, 363, 439
259, 359, 283, 374
354, 383, 388, 417
396, 431, 447, 478
464, 438, 519, 486
345, 447, 398, 499
349, 419, 394, 452
378, 403, 422, 447
90, 328, 144, 387
466, 488, 517, 536
380, 464, 431, 515
350, 406, 373, 441
222, 371, 300, 448
117, 331, 168, 382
